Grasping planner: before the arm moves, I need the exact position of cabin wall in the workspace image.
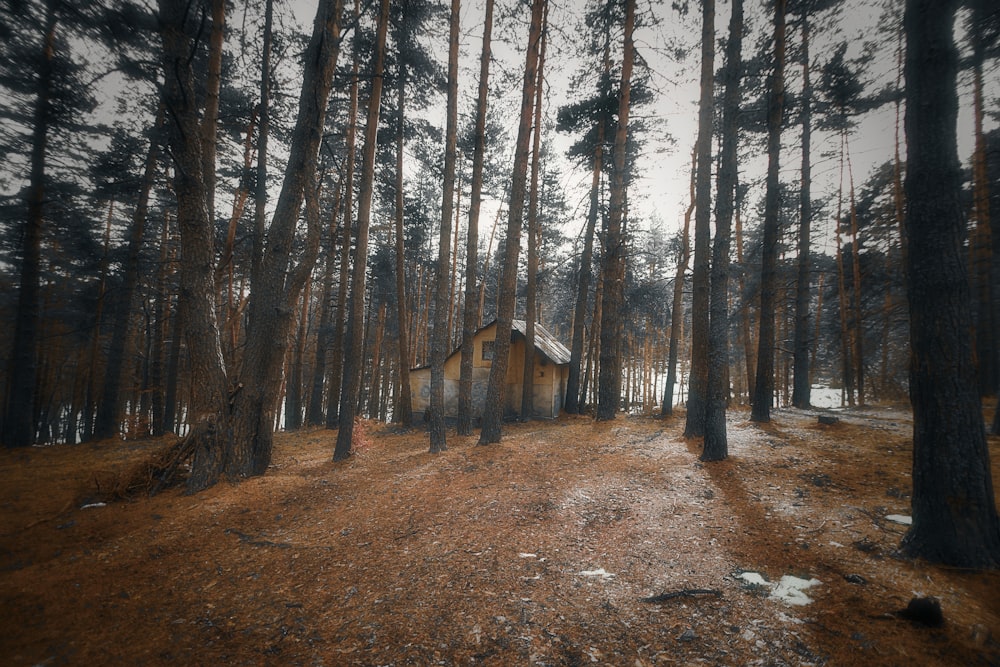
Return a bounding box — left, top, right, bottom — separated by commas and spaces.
408, 324, 567, 421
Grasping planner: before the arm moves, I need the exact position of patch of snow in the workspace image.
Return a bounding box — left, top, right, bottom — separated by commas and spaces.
80, 502, 106, 509
770, 575, 822, 606
738, 571, 769, 587
885, 514, 912, 525
578, 568, 616, 580
518, 552, 537, 558
738, 571, 822, 606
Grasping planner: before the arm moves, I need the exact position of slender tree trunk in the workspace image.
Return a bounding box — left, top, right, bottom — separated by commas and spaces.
834, 150, 854, 406
393, 51, 413, 427
792, 12, 812, 409
596, 0, 636, 421
335, 0, 389, 460
846, 142, 865, 406
684, 0, 715, 437
735, 180, 754, 403
521, 9, 547, 421
662, 147, 695, 417
326, 0, 361, 429
900, 0, 1000, 568
251, 0, 274, 294
703, 0, 743, 460
94, 106, 164, 440
478, 0, 545, 444
750, 0, 786, 424
565, 26, 610, 416
4, 0, 57, 448
150, 211, 172, 436
307, 180, 343, 425
429, 0, 462, 453
457, 0, 494, 434
284, 275, 311, 430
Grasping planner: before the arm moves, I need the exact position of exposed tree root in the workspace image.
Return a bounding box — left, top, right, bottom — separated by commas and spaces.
94, 432, 198, 500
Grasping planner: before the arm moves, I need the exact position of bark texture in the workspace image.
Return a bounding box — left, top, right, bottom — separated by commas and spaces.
900, 0, 1000, 568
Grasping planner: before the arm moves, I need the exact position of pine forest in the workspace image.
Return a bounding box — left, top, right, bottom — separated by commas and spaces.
1, 0, 1000, 663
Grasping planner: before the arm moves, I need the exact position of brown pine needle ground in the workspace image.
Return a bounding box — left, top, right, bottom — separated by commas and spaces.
1, 407, 998, 665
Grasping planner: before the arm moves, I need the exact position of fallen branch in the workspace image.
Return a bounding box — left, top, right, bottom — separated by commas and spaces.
640, 589, 722, 603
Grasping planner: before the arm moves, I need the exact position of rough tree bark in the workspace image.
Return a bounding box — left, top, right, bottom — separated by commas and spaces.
899, 0, 1000, 569
596, 0, 636, 422
684, 0, 715, 437
702, 0, 743, 461
478, 0, 544, 445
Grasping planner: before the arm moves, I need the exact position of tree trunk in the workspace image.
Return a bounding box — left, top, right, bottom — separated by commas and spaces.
227, 0, 341, 477
393, 49, 413, 428
457, 0, 494, 435
703, 0, 743, 461
429, 0, 462, 453
307, 181, 343, 425
596, 0, 636, 422
94, 106, 164, 441
326, 0, 361, 430
478, 0, 545, 445
846, 142, 865, 405
662, 147, 695, 417
521, 9, 547, 421
684, 0, 715, 437
565, 26, 610, 416
970, 3, 994, 397
335, 0, 389, 461
834, 164, 854, 406
900, 0, 1000, 568
750, 0, 786, 424
159, 0, 233, 490
735, 184, 755, 403
791, 12, 812, 409
4, 0, 57, 448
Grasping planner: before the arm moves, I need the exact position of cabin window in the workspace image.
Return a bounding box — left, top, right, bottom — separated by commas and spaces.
482, 340, 495, 361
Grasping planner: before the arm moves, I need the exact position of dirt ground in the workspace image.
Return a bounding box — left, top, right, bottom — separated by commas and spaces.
1, 406, 999, 666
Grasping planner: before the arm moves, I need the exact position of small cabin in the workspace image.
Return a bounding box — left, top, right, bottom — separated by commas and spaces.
409, 319, 571, 422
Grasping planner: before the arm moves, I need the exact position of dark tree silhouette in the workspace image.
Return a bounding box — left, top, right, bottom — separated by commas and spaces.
899, 0, 1000, 568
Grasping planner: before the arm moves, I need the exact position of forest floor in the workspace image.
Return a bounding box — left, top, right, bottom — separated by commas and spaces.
1, 406, 999, 666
